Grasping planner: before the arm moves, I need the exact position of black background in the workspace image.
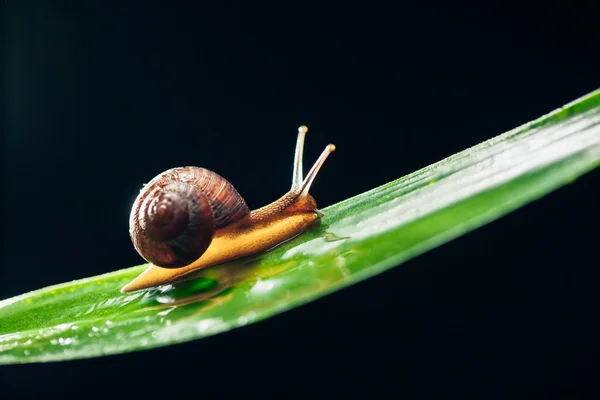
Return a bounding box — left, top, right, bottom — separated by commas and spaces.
2, 2, 600, 398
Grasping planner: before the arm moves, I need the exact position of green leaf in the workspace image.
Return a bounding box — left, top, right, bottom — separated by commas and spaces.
2, 89, 600, 364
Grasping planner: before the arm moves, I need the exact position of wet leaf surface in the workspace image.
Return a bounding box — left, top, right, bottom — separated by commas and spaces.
1, 89, 600, 364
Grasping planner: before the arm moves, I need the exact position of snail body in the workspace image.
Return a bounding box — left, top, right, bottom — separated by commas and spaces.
122, 126, 335, 293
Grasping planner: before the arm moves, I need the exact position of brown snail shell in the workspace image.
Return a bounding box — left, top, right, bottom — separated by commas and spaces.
129, 167, 249, 268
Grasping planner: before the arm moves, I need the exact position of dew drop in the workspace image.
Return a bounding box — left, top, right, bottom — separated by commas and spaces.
156, 294, 174, 304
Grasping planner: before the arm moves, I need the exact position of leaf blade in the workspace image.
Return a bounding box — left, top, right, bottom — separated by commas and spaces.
1, 89, 600, 364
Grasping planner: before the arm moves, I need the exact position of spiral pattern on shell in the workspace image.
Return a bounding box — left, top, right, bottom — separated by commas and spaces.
129, 167, 249, 268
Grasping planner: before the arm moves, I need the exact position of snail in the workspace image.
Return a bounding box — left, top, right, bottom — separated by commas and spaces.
121, 126, 335, 293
